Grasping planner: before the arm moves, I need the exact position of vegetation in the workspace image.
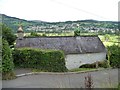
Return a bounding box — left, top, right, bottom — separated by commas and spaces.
84, 73, 94, 88
107, 45, 120, 68
30, 32, 39, 37
2, 39, 15, 80
79, 60, 109, 68
2, 24, 16, 45
13, 48, 67, 72
69, 68, 97, 72
74, 29, 80, 36
2, 14, 118, 34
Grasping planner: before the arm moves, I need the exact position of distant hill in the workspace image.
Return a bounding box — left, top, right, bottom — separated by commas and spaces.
1, 14, 47, 33
0, 14, 118, 33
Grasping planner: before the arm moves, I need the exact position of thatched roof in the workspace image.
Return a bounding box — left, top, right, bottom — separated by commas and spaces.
15, 36, 106, 54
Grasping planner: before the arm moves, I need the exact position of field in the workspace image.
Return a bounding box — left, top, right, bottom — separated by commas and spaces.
98, 35, 119, 47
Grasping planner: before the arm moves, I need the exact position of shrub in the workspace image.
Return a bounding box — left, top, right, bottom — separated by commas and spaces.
97, 60, 109, 68
79, 63, 96, 68
2, 39, 15, 80
13, 48, 67, 72
79, 60, 109, 68
107, 45, 120, 68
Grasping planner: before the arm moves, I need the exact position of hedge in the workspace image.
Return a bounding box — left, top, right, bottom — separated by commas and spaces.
13, 48, 67, 72
107, 45, 120, 68
2, 39, 15, 80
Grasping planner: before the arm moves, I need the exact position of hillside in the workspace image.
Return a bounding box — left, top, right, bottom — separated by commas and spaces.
1, 14, 47, 33
0, 14, 118, 34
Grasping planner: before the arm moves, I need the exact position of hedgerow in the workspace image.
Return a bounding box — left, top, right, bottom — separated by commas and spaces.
13, 48, 67, 72
107, 45, 120, 68
2, 39, 15, 80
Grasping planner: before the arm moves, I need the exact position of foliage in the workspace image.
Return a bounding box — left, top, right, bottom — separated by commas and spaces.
2, 24, 16, 45
26, 32, 47, 37
13, 48, 67, 72
107, 45, 120, 68
79, 60, 109, 68
74, 30, 80, 36
30, 32, 39, 37
42, 33, 47, 36
2, 39, 15, 80
117, 83, 120, 90
104, 34, 110, 42
84, 73, 94, 88
79, 63, 96, 68
2, 14, 118, 34
2, 72, 16, 80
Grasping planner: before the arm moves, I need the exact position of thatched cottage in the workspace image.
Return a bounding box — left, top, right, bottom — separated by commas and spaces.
16, 26, 107, 70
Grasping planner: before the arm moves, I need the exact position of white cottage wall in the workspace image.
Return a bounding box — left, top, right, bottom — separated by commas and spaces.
65, 52, 106, 70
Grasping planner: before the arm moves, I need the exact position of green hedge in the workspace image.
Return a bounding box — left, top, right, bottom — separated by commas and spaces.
107, 45, 120, 68
13, 48, 67, 72
2, 39, 15, 80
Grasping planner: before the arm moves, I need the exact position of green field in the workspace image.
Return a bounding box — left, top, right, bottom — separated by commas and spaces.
98, 35, 119, 47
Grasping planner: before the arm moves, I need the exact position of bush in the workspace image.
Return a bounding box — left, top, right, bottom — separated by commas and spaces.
2, 24, 16, 45
79, 63, 96, 68
30, 32, 39, 37
13, 48, 67, 72
79, 60, 109, 68
2, 39, 15, 80
97, 60, 109, 68
107, 45, 120, 68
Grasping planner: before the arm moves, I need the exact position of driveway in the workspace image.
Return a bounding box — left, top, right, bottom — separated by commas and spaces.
2, 69, 118, 88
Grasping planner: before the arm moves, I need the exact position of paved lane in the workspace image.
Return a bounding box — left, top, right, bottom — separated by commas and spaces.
2, 69, 118, 88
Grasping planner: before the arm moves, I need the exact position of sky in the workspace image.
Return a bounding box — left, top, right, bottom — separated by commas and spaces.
0, 0, 119, 22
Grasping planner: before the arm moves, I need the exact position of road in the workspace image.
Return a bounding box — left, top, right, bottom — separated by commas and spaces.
2, 69, 118, 88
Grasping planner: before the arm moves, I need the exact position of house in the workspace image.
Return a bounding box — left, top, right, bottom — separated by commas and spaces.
16, 26, 107, 70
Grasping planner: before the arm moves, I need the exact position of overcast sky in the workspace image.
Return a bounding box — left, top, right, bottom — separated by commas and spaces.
0, 0, 119, 22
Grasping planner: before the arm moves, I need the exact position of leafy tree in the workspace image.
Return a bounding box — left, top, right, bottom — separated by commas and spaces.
2, 24, 16, 45
74, 28, 80, 36
2, 39, 15, 80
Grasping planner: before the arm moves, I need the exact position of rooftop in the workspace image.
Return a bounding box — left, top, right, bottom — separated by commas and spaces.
15, 36, 106, 54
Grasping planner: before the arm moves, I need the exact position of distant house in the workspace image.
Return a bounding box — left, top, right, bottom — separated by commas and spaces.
16, 26, 107, 70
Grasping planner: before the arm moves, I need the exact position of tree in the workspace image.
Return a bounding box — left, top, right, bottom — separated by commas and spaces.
74, 28, 80, 36
2, 39, 15, 80
2, 24, 16, 45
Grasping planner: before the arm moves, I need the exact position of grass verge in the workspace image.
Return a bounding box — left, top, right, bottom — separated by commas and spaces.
69, 68, 102, 72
